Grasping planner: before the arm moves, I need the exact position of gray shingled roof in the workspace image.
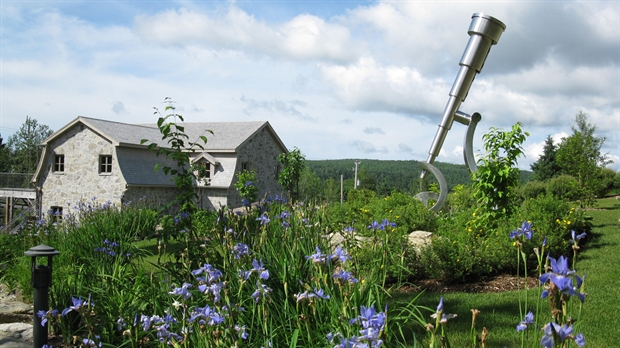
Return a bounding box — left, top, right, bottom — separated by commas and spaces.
42, 116, 275, 152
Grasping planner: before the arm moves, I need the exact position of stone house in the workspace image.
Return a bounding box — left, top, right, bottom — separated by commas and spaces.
32, 116, 288, 216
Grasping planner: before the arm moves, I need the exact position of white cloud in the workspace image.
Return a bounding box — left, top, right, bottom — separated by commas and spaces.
363, 127, 385, 134
318, 57, 447, 118
133, 6, 359, 62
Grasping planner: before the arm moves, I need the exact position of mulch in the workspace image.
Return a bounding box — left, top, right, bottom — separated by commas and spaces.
396, 274, 540, 293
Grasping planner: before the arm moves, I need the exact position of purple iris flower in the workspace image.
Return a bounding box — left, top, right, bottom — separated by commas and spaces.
330, 246, 351, 263
436, 297, 444, 312
367, 221, 381, 231
541, 323, 583, 348
333, 270, 359, 284
251, 283, 272, 303
256, 214, 270, 225
251, 259, 270, 280
62, 296, 90, 316
169, 282, 192, 300
571, 230, 587, 244
540, 255, 585, 302
510, 220, 533, 240
306, 246, 327, 263
192, 264, 223, 284
232, 243, 250, 259
516, 311, 534, 332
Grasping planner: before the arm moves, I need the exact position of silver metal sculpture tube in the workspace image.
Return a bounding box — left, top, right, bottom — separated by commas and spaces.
421, 13, 505, 179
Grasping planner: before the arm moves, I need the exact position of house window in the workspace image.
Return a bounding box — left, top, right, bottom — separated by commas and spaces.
200, 162, 211, 180
50, 206, 63, 221
99, 155, 113, 173
53, 154, 65, 172
241, 162, 250, 171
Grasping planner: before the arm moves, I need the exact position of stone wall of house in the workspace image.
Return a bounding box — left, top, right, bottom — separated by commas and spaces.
122, 186, 180, 213
39, 125, 126, 214
234, 127, 285, 205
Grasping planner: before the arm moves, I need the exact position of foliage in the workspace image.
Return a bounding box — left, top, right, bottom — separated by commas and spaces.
556, 111, 612, 207
307, 159, 475, 196
140, 98, 212, 214
0, 134, 11, 172
595, 167, 617, 197
233, 169, 259, 207
424, 193, 590, 283
298, 167, 324, 202
547, 175, 580, 201
6, 116, 53, 174
426, 208, 513, 282
445, 184, 476, 213
530, 135, 561, 181
9, 196, 426, 347
277, 147, 306, 201
519, 180, 547, 200
472, 123, 529, 225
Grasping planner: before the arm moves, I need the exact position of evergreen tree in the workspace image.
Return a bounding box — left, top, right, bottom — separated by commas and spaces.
530, 135, 561, 181
556, 111, 612, 206
0, 135, 12, 172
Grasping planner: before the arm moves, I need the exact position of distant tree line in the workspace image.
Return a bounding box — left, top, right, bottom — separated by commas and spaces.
300, 158, 532, 203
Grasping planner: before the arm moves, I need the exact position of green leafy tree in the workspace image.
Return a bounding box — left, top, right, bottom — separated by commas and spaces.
7, 116, 53, 173
556, 111, 612, 207
277, 147, 306, 201
233, 169, 258, 207
298, 167, 323, 202
140, 98, 212, 213
530, 135, 561, 181
472, 123, 529, 222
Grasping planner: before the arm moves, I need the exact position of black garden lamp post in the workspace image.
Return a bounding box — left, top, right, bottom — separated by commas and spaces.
24, 244, 60, 348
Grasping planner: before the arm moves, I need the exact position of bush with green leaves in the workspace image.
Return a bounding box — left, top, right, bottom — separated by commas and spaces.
445, 184, 476, 213
513, 194, 591, 259
425, 208, 513, 282
547, 174, 580, 201
519, 180, 547, 200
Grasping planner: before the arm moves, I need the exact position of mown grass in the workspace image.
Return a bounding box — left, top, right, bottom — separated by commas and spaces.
393, 197, 620, 347
574, 197, 620, 347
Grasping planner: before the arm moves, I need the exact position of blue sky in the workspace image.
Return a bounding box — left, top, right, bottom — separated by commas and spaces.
1, 0, 619, 172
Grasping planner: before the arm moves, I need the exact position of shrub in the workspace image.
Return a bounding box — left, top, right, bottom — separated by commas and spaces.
548, 175, 579, 201
426, 209, 513, 283
514, 194, 591, 259
445, 184, 476, 213
519, 180, 547, 199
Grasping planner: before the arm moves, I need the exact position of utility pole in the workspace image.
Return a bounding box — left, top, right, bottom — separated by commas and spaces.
340, 174, 343, 204
353, 161, 361, 190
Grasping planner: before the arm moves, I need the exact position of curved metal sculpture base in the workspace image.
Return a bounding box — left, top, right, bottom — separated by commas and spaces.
463, 112, 481, 173
414, 162, 448, 213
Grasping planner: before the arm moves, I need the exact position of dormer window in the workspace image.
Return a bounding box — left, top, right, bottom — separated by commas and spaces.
191, 152, 219, 186
53, 154, 65, 172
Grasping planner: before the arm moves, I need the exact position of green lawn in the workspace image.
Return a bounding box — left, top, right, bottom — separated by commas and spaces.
394, 197, 620, 347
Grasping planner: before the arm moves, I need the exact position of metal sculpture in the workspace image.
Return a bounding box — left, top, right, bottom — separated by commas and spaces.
416, 13, 505, 212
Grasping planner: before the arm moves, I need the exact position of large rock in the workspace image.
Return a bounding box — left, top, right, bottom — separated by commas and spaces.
408, 231, 433, 251
0, 322, 33, 341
